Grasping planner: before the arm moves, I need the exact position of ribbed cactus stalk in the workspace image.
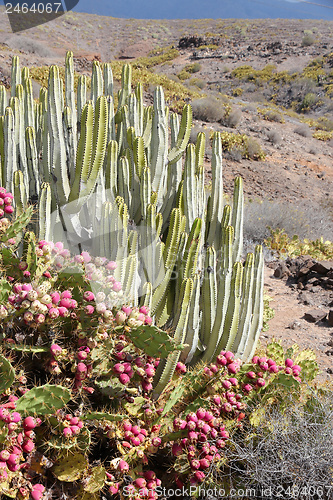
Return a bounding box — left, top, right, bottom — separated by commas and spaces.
14, 170, 27, 215
0, 85, 7, 116
3, 106, 17, 193
77, 75, 87, 124
11, 55, 21, 97
153, 278, 193, 398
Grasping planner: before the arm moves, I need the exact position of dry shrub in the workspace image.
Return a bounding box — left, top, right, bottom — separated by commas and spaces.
6, 36, 53, 58
264, 110, 284, 123
224, 389, 333, 494
191, 97, 225, 122
301, 33, 315, 46
225, 147, 242, 162
243, 198, 333, 243
267, 129, 282, 144
224, 109, 242, 128
294, 124, 312, 137
246, 137, 264, 159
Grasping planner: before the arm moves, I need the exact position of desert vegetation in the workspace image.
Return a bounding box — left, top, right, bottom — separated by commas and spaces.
0, 13, 332, 500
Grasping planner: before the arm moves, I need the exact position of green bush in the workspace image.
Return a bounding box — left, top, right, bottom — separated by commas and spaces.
301, 33, 315, 47
300, 92, 318, 112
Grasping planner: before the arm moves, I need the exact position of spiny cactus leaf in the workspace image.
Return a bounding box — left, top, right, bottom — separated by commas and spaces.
273, 373, 300, 390
128, 325, 184, 358
15, 384, 71, 415
0, 354, 15, 392
46, 434, 78, 451
77, 428, 92, 452
5, 345, 49, 353
249, 407, 266, 427
297, 359, 319, 382
52, 453, 87, 482
123, 396, 146, 416
294, 348, 317, 363
0, 205, 33, 242
0, 278, 11, 304
82, 412, 123, 422
83, 466, 106, 494
155, 383, 186, 423
266, 341, 285, 365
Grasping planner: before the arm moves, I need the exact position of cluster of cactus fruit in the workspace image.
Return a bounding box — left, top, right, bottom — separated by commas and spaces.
0, 334, 316, 499
0, 54, 321, 498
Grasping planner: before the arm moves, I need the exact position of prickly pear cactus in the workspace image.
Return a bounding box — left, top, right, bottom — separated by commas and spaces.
52, 453, 87, 482
15, 384, 71, 415
0, 354, 15, 392
128, 325, 184, 358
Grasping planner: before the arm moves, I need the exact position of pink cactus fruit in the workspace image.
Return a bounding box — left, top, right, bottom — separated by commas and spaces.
118, 459, 129, 472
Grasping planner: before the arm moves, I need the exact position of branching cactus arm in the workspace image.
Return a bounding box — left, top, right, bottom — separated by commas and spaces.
11, 56, 21, 98
206, 131, 224, 249
182, 144, 197, 233
201, 225, 234, 364
215, 261, 243, 354
167, 103, 192, 164
181, 274, 201, 363
25, 126, 39, 202
150, 86, 168, 198
13, 170, 27, 216
0, 85, 7, 116
38, 182, 52, 242
233, 252, 254, 358
242, 245, 264, 361
77, 75, 87, 125
231, 176, 244, 263
200, 246, 217, 348
68, 102, 93, 206
103, 63, 114, 97
48, 65, 70, 207
3, 107, 17, 194
91, 61, 104, 105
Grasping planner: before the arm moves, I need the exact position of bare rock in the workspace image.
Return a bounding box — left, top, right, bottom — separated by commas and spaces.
274, 262, 289, 279
298, 292, 315, 306
328, 310, 333, 327
304, 309, 327, 323
311, 261, 333, 275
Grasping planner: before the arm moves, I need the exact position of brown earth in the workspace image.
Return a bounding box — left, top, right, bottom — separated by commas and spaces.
0, 9, 332, 377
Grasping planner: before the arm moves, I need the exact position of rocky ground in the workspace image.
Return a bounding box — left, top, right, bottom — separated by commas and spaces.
0, 9, 332, 378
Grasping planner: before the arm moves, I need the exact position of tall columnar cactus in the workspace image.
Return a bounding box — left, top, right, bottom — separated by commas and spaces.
0, 53, 265, 398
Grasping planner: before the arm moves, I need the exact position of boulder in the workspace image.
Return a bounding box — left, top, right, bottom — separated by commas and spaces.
304, 309, 327, 323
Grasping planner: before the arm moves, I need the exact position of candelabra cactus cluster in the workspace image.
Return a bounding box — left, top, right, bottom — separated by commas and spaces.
0, 53, 265, 396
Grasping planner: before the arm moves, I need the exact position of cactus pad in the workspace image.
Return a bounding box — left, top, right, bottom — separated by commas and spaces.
0, 354, 15, 392
0, 205, 33, 243
266, 341, 284, 365
83, 465, 106, 494
127, 325, 184, 358
0, 278, 11, 304
52, 453, 87, 482
15, 384, 71, 415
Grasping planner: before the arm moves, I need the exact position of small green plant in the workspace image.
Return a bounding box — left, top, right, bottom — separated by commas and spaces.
300, 92, 318, 112
301, 33, 315, 47
313, 130, 333, 141
232, 87, 244, 97
265, 228, 333, 259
